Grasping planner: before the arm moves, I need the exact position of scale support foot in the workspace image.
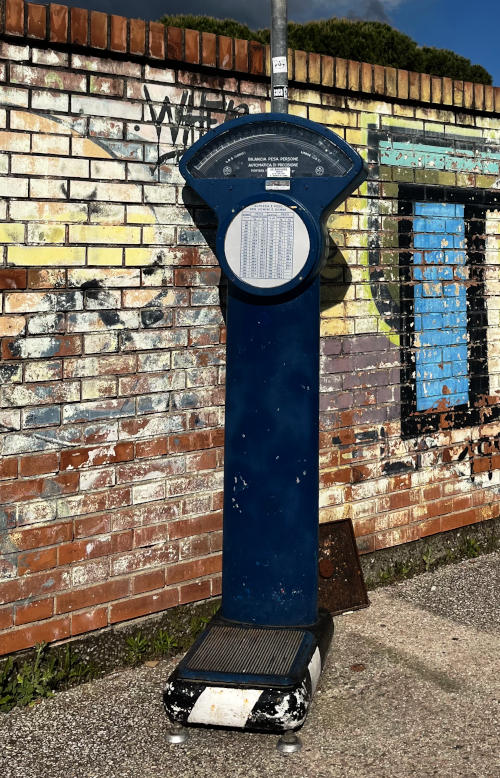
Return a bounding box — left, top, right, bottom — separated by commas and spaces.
277, 730, 302, 754
166, 722, 189, 745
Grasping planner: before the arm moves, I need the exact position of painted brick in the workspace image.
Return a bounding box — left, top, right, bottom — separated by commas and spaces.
60, 442, 133, 471
2, 335, 82, 360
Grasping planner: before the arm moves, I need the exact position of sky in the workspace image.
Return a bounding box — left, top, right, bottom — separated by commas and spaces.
56, 0, 500, 85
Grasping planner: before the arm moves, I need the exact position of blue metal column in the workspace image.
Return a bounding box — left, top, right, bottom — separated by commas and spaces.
221, 276, 320, 627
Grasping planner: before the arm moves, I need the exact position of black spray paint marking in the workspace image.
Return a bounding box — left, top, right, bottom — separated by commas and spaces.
144, 87, 250, 178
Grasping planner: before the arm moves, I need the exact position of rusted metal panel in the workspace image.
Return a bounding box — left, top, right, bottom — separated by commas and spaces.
318, 519, 370, 616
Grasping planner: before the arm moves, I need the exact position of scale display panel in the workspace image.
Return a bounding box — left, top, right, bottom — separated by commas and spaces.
186, 120, 354, 180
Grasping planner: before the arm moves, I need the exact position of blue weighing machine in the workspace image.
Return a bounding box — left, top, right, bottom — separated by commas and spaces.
164, 114, 367, 735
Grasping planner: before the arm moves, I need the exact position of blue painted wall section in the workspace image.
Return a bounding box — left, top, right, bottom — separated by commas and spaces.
413, 202, 469, 411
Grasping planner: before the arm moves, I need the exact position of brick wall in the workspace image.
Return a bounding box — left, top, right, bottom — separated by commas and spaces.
1, 0, 500, 655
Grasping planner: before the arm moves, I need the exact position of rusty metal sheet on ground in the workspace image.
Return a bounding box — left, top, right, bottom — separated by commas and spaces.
318, 519, 370, 616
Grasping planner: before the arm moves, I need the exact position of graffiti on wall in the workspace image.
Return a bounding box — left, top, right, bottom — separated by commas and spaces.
362, 118, 500, 483
144, 86, 250, 174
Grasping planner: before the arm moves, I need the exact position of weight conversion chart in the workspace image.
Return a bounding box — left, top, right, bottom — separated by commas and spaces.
239, 203, 294, 281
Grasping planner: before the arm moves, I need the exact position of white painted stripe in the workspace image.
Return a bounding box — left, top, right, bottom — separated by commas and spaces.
187, 687, 263, 728
308, 648, 322, 694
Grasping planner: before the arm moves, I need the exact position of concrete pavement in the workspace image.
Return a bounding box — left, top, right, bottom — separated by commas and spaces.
1, 551, 498, 778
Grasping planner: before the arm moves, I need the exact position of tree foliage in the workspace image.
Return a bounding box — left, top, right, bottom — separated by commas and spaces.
159, 15, 492, 85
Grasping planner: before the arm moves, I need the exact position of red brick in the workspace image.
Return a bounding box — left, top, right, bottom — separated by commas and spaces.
179, 534, 211, 560
70, 7, 87, 46
71, 606, 108, 636
111, 530, 133, 554
167, 26, 183, 60
116, 457, 182, 485
201, 31, 216, 67
0, 617, 70, 656
27, 2, 46, 38
5, 0, 24, 36
18, 547, 57, 575
249, 41, 264, 75
0, 606, 13, 631
55, 579, 129, 614
111, 542, 178, 576
212, 492, 224, 511
440, 508, 479, 534
58, 536, 111, 566
0, 472, 79, 505
0, 269, 26, 290
168, 512, 222, 541
166, 554, 222, 586
129, 18, 145, 55
12, 521, 72, 551
15, 597, 54, 626
49, 3, 68, 43
133, 523, 169, 548
90, 10, 107, 49
111, 500, 180, 532
0, 458, 17, 480
74, 513, 110, 538
180, 580, 211, 605
185, 28, 199, 64
20, 452, 58, 477
235, 38, 248, 72
131, 569, 165, 594
185, 449, 217, 472
109, 587, 178, 624
110, 14, 126, 53
0, 569, 69, 607
218, 35, 233, 70
136, 437, 168, 459
149, 21, 165, 59
60, 442, 134, 472
211, 577, 222, 597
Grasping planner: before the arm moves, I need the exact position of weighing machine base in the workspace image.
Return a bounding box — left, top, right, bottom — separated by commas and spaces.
163, 609, 333, 734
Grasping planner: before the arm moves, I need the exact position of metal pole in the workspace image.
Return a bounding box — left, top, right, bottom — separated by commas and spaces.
271, 0, 288, 113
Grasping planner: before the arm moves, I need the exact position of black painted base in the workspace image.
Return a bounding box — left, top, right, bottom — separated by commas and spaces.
163, 609, 333, 733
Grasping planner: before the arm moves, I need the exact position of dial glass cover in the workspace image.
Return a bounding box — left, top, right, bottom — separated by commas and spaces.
186, 120, 354, 180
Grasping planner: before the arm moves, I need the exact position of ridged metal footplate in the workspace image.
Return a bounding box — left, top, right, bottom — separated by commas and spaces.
177, 623, 315, 688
